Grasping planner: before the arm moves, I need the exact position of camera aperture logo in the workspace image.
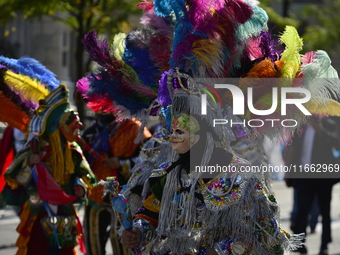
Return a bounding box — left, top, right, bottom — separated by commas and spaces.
201, 84, 311, 128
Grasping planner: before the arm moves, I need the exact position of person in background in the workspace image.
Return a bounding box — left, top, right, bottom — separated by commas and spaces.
79, 112, 151, 255
285, 177, 320, 234
0, 127, 27, 215
284, 117, 340, 255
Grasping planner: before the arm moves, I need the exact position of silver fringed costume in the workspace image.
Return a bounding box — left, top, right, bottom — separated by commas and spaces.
125, 75, 303, 255
122, 128, 172, 216
132, 155, 296, 255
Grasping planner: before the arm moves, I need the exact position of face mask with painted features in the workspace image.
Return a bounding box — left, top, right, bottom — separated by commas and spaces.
59, 111, 83, 142
169, 113, 200, 154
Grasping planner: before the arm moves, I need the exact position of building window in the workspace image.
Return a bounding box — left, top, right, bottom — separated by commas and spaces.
62, 51, 67, 66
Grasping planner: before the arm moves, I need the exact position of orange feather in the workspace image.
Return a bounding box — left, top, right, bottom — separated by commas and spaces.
0, 92, 30, 132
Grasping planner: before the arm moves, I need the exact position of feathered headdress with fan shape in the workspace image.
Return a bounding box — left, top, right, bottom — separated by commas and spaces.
77, 0, 340, 144
0, 56, 72, 136
76, 0, 268, 126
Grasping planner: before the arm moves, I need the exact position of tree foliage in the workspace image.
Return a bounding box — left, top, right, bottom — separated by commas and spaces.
0, 0, 141, 78
300, 0, 340, 55
258, 0, 340, 57
0, 0, 141, 34
259, 0, 301, 31
0, 0, 141, 121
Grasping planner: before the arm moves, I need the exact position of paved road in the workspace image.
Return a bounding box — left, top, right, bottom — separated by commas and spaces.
1, 180, 340, 255
0, 205, 113, 255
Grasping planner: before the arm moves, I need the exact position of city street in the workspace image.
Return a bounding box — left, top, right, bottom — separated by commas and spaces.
1, 180, 340, 255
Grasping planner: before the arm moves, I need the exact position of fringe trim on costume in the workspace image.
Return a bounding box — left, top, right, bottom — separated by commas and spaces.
48, 130, 75, 185
123, 142, 171, 215
152, 169, 295, 254
287, 233, 305, 251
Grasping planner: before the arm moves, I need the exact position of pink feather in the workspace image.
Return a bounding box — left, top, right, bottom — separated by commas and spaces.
301, 51, 316, 67
137, 0, 154, 13
76, 77, 90, 98
248, 38, 264, 60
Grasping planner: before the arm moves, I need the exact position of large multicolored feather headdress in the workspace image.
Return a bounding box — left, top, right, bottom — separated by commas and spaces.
77, 0, 340, 144
76, 0, 268, 123
0, 56, 72, 136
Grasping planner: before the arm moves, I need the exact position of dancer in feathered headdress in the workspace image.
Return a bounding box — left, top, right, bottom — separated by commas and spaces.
0, 56, 96, 255
75, 0, 340, 254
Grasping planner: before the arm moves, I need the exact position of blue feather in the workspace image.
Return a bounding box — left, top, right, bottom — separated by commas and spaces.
236, 4, 268, 42
154, 0, 173, 18
228, 3, 268, 74
0, 56, 59, 91
123, 33, 160, 90
154, 0, 194, 70
87, 72, 150, 114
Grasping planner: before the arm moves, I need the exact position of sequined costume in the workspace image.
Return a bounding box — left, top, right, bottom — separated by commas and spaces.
129, 126, 293, 255
122, 127, 172, 216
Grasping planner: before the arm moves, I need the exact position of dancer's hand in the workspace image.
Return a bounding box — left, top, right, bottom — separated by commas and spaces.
122, 228, 141, 249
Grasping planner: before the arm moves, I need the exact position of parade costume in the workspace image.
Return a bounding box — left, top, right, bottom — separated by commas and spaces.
75, 0, 340, 254
122, 127, 172, 216
126, 76, 296, 255
0, 57, 96, 255
82, 113, 150, 255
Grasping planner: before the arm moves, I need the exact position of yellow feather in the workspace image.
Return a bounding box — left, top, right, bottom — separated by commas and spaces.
110, 32, 126, 61
110, 32, 140, 83
305, 98, 340, 116
279, 26, 303, 79
4, 70, 49, 103
192, 40, 222, 67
